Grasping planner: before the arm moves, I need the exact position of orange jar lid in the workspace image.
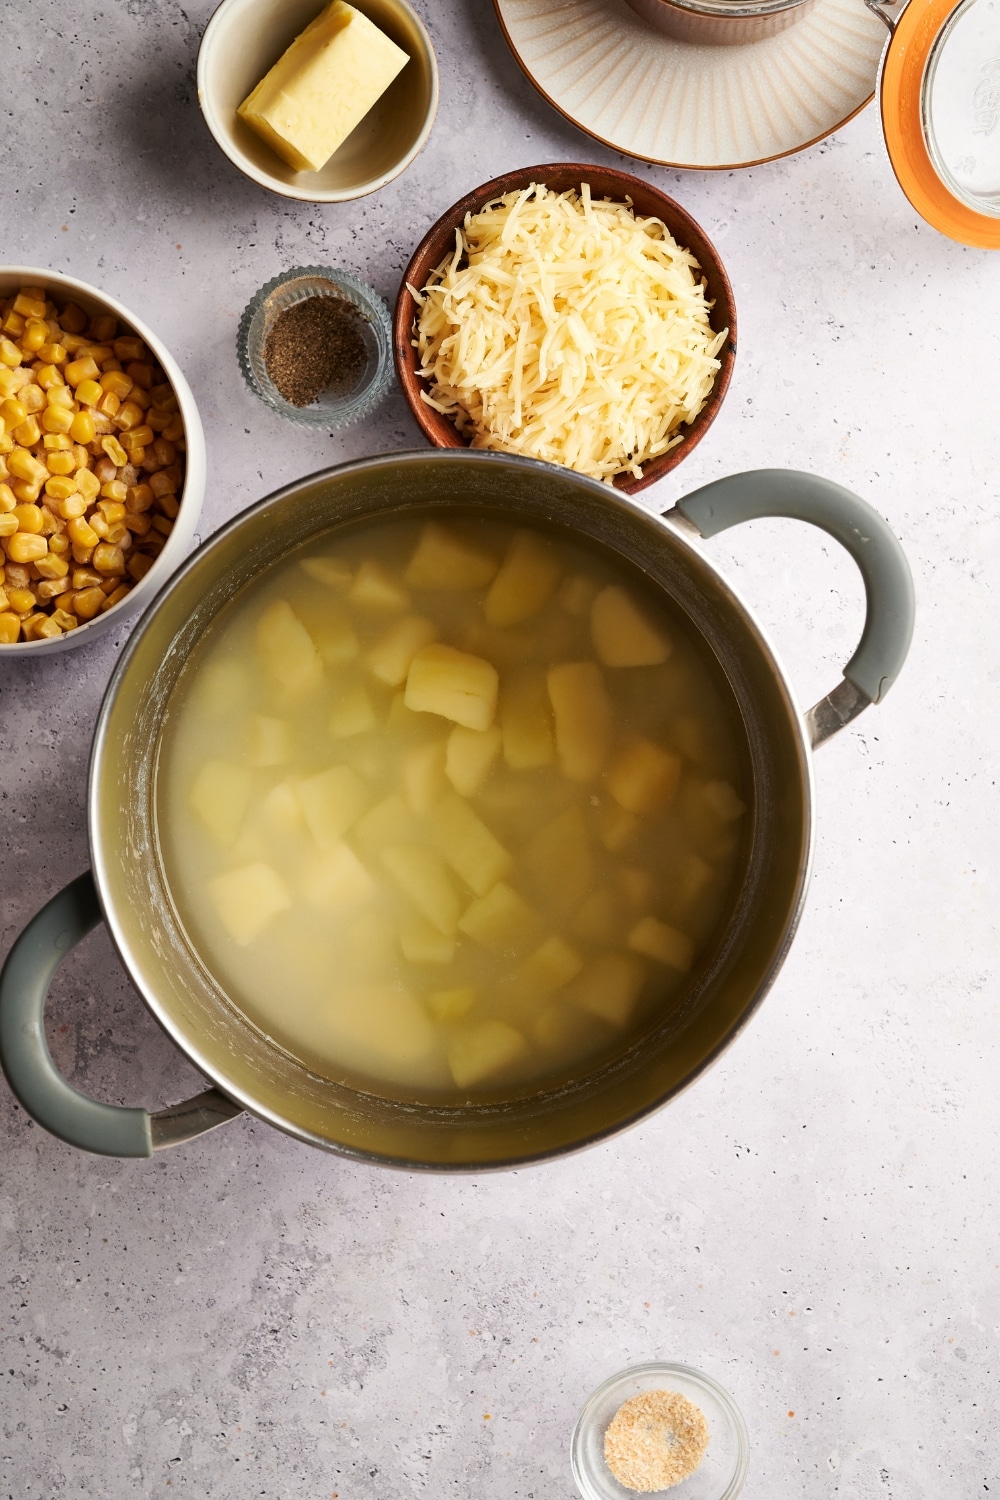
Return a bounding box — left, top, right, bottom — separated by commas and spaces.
881, 0, 1000, 248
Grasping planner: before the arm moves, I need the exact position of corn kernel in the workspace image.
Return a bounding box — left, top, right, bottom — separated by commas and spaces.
115, 399, 145, 432
45, 475, 78, 502
37, 506, 62, 537
65, 355, 100, 386
0, 338, 21, 369
0, 484, 15, 512
0, 368, 23, 399
100, 369, 133, 400
43, 431, 73, 450
71, 544, 95, 566
93, 542, 126, 574
68, 516, 100, 548
60, 302, 87, 334
13, 416, 42, 447
46, 451, 76, 477
0, 398, 27, 427
98, 493, 126, 515
41, 405, 74, 435
127, 484, 153, 513
46, 384, 76, 410
72, 586, 105, 619
6, 532, 48, 564
0, 612, 20, 642
1, 311, 26, 338
12, 481, 43, 506
78, 343, 113, 365
12, 503, 43, 533
15, 294, 48, 321
148, 470, 177, 499
56, 494, 88, 519
151, 514, 174, 537
69, 409, 96, 444
75, 468, 100, 502
34, 552, 69, 580
101, 435, 128, 467
151, 438, 177, 468
31, 615, 63, 639
37, 576, 70, 601
107, 523, 129, 546
127, 551, 155, 582
89, 514, 110, 540
0, 583, 8, 609
4, 562, 31, 588
8, 448, 46, 484
37, 343, 66, 364
0, 515, 17, 537
124, 360, 154, 388
113, 336, 146, 362
75, 378, 103, 407
125, 510, 152, 536
90, 314, 118, 342
7, 586, 35, 613
50, 607, 78, 630
72, 568, 102, 588
35, 364, 64, 391
97, 390, 120, 419
49, 533, 70, 555
101, 583, 131, 611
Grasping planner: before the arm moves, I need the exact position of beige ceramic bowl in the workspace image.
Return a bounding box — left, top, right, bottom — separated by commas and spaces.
0, 267, 206, 657
197, 0, 439, 202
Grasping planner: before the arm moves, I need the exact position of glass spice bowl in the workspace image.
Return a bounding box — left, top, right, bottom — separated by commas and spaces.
571, 1363, 749, 1500
237, 265, 392, 429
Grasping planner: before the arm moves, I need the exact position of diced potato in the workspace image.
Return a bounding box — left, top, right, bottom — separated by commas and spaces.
515, 935, 582, 1000
349, 560, 410, 612
190, 659, 249, 716
300, 843, 376, 913
618, 866, 653, 909
547, 661, 612, 782
405, 644, 499, 731
557, 573, 599, 617
401, 738, 448, 814
209, 862, 291, 946
427, 792, 512, 895
703, 780, 746, 822
565, 952, 646, 1026
458, 882, 540, 955
190, 760, 251, 847
398, 912, 456, 965
299, 554, 352, 588
501, 668, 554, 770
247, 715, 292, 767
627, 916, 693, 972
521, 805, 594, 920
380, 843, 461, 936
353, 791, 415, 858
445, 724, 501, 797
571, 887, 622, 946
599, 801, 640, 853
326, 983, 438, 1082
259, 780, 304, 838
606, 738, 681, 815
405, 521, 498, 590
297, 765, 371, 850
367, 614, 437, 686
484, 529, 560, 627
255, 599, 323, 698
311, 608, 359, 668
427, 987, 476, 1022
448, 1019, 526, 1089
329, 683, 377, 739
462, 619, 535, 670
590, 585, 671, 667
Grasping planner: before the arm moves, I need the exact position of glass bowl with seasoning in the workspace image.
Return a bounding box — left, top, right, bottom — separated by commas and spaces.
237, 265, 392, 428
571, 1363, 749, 1500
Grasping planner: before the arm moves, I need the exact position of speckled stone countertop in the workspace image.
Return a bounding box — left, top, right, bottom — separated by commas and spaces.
2, 3, 999, 1497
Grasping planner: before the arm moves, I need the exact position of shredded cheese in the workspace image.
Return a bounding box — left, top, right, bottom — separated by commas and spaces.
410, 183, 727, 483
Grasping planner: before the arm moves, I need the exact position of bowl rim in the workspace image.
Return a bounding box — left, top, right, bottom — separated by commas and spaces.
0, 264, 206, 656
392, 162, 737, 496
196, 0, 440, 204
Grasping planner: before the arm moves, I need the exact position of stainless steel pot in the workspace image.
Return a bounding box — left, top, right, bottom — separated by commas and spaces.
0, 452, 914, 1167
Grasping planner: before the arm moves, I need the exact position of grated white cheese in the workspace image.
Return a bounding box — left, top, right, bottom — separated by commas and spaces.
410, 183, 727, 483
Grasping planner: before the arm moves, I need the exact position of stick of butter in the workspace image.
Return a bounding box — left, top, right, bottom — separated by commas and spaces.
237, 1, 410, 173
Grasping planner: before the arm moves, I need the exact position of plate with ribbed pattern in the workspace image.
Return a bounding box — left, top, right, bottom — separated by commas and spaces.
493, 0, 888, 170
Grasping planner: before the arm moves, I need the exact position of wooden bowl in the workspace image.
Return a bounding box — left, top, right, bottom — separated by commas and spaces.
393, 163, 736, 496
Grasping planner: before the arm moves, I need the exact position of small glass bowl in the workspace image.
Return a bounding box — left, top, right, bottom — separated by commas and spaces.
571, 1363, 749, 1500
237, 265, 392, 429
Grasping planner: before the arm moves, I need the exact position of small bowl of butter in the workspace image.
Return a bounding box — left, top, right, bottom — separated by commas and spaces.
197, 0, 438, 202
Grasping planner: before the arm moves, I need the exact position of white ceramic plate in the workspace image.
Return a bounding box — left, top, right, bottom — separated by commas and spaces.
493, 0, 889, 170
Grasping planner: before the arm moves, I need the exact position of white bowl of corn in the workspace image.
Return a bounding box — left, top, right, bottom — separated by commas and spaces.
0, 267, 206, 654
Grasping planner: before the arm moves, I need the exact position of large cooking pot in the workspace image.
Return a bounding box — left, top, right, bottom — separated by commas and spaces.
0, 452, 914, 1166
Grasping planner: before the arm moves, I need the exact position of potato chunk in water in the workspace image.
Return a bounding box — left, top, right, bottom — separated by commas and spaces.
160, 512, 747, 1095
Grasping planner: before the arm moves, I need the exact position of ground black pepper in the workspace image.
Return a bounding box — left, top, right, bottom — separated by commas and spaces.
264, 293, 369, 407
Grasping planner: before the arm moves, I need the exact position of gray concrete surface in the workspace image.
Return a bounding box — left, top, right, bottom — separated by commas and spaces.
2, 1, 999, 1496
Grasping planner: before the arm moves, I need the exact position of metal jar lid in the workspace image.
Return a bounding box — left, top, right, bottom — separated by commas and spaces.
878, 0, 1000, 246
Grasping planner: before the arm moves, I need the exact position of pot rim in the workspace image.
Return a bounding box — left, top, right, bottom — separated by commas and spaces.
87, 449, 814, 1170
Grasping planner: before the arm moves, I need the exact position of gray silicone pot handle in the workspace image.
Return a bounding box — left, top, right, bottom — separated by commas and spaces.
0, 871, 242, 1157
671, 468, 915, 747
